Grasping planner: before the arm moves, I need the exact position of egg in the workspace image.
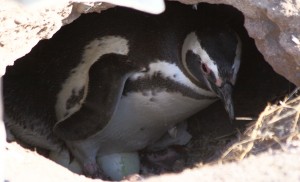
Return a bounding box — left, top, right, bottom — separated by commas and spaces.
97, 152, 140, 180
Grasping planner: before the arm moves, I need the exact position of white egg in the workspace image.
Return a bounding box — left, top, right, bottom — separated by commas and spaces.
97, 152, 140, 181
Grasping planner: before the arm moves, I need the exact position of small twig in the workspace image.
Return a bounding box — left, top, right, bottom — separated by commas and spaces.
285, 87, 300, 102
220, 137, 257, 159
279, 101, 294, 109
214, 132, 236, 140
235, 117, 257, 121
238, 142, 254, 160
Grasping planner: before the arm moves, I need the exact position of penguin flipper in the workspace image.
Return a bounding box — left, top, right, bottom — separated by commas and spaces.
54, 54, 139, 141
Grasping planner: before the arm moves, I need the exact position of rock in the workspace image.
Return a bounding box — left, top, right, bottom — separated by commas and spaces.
0, 0, 71, 75
0, 0, 165, 74
0, 0, 299, 85
1, 0, 300, 181
0, 0, 300, 86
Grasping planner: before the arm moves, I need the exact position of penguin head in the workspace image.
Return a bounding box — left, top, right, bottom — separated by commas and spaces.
182, 24, 241, 121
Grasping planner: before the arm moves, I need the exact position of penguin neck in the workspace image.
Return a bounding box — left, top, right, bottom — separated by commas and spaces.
125, 60, 217, 100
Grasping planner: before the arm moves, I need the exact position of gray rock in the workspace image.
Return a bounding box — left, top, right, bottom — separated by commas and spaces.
1, 1, 300, 181
1, 0, 299, 85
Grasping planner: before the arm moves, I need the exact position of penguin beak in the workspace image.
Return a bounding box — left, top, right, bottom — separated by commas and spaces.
217, 82, 235, 122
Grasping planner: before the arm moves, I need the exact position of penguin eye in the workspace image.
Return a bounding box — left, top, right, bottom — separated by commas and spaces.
201, 63, 210, 75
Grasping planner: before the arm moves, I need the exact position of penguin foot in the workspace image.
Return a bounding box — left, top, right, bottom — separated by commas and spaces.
122, 174, 144, 181
83, 162, 110, 180
140, 146, 187, 174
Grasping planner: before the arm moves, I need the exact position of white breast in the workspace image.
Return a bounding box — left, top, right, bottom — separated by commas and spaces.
89, 90, 217, 155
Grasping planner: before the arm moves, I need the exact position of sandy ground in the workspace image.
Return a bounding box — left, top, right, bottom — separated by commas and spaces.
4, 140, 300, 182
4, 142, 96, 182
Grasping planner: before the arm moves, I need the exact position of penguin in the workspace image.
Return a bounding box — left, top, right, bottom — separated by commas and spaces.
3, 2, 241, 180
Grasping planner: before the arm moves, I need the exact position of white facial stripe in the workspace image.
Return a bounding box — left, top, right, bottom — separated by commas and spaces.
130, 61, 216, 97
181, 32, 200, 82
55, 36, 129, 121
182, 32, 220, 82
232, 35, 242, 84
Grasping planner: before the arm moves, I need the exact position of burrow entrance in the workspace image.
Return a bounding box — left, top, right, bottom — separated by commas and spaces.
3, 1, 297, 181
